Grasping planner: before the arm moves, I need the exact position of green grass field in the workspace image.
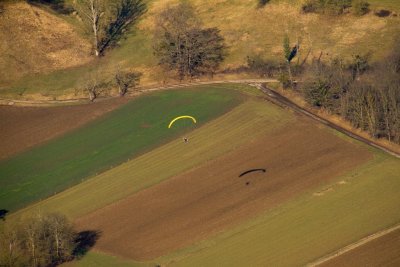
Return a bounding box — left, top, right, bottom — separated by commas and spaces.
0, 85, 243, 212
13, 95, 292, 219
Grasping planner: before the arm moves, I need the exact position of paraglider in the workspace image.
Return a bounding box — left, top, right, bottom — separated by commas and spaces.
168, 116, 197, 128
168, 115, 197, 143
239, 168, 266, 177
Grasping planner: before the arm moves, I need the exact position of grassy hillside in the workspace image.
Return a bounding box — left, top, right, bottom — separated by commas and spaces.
1, 0, 399, 98
0, 1, 92, 88
0, 85, 243, 212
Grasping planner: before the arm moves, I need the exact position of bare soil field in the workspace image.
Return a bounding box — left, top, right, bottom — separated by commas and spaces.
321, 228, 400, 267
75, 116, 372, 261
0, 98, 129, 160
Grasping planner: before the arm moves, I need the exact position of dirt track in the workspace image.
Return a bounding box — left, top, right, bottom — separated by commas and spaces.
259, 84, 400, 159
0, 98, 129, 160
75, 117, 371, 261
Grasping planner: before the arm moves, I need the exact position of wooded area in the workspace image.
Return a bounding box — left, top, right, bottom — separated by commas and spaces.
0, 213, 97, 267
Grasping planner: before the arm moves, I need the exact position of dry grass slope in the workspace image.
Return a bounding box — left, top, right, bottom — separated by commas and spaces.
0, 2, 92, 87
2, 0, 399, 98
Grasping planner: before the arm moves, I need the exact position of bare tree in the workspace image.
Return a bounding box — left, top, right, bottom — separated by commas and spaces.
0, 223, 26, 267
154, 2, 225, 80
23, 213, 46, 267
114, 67, 141, 96
282, 34, 299, 88
76, 0, 146, 56
77, 0, 105, 56
46, 213, 75, 264
1, 212, 78, 266
78, 71, 110, 101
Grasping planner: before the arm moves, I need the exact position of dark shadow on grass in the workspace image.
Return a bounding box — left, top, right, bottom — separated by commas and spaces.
0, 209, 9, 221
73, 230, 101, 258
27, 0, 74, 14
99, 0, 147, 55
374, 9, 392, 17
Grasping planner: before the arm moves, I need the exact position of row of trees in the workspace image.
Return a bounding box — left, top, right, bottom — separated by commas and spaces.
0, 212, 96, 267
76, 67, 141, 101
300, 43, 400, 143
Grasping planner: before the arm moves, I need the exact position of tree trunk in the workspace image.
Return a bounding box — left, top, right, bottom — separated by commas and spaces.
89, 90, 96, 102
287, 62, 293, 89
89, 0, 100, 57
55, 230, 60, 259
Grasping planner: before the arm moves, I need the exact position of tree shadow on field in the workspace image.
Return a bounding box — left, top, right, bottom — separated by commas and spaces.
0, 209, 9, 221
73, 230, 101, 258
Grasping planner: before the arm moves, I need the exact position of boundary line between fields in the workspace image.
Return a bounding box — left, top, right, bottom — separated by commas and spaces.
306, 223, 400, 266
256, 84, 400, 159
0, 79, 278, 106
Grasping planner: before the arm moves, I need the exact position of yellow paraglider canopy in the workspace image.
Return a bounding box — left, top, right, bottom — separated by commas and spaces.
168, 116, 197, 128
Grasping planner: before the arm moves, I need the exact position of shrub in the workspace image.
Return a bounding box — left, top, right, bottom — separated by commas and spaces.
247, 55, 280, 77
324, 0, 352, 15
302, 78, 333, 107
278, 72, 291, 89
352, 0, 370, 16
301, 0, 352, 15
301, 0, 319, 13
374, 9, 391, 17
258, 0, 270, 8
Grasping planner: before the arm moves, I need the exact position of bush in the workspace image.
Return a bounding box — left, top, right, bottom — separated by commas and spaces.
301, 0, 319, 13
246, 55, 280, 77
325, 0, 352, 15
278, 72, 291, 89
301, 0, 352, 15
258, 0, 270, 8
374, 9, 391, 17
349, 53, 370, 80
302, 78, 333, 107
352, 0, 370, 16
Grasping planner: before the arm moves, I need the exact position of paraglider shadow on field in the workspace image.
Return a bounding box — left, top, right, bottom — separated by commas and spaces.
239, 169, 266, 177
73, 230, 101, 258
0, 209, 9, 221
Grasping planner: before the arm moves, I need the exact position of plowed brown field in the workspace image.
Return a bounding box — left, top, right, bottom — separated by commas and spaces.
75, 116, 372, 261
321, 228, 400, 267
0, 98, 128, 160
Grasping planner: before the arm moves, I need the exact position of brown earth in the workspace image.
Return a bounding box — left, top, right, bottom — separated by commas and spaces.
321, 228, 400, 267
0, 98, 129, 161
0, 2, 92, 85
75, 116, 372, 261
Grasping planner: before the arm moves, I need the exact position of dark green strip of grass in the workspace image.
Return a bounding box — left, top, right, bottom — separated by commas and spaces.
0, 85, 243, 212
